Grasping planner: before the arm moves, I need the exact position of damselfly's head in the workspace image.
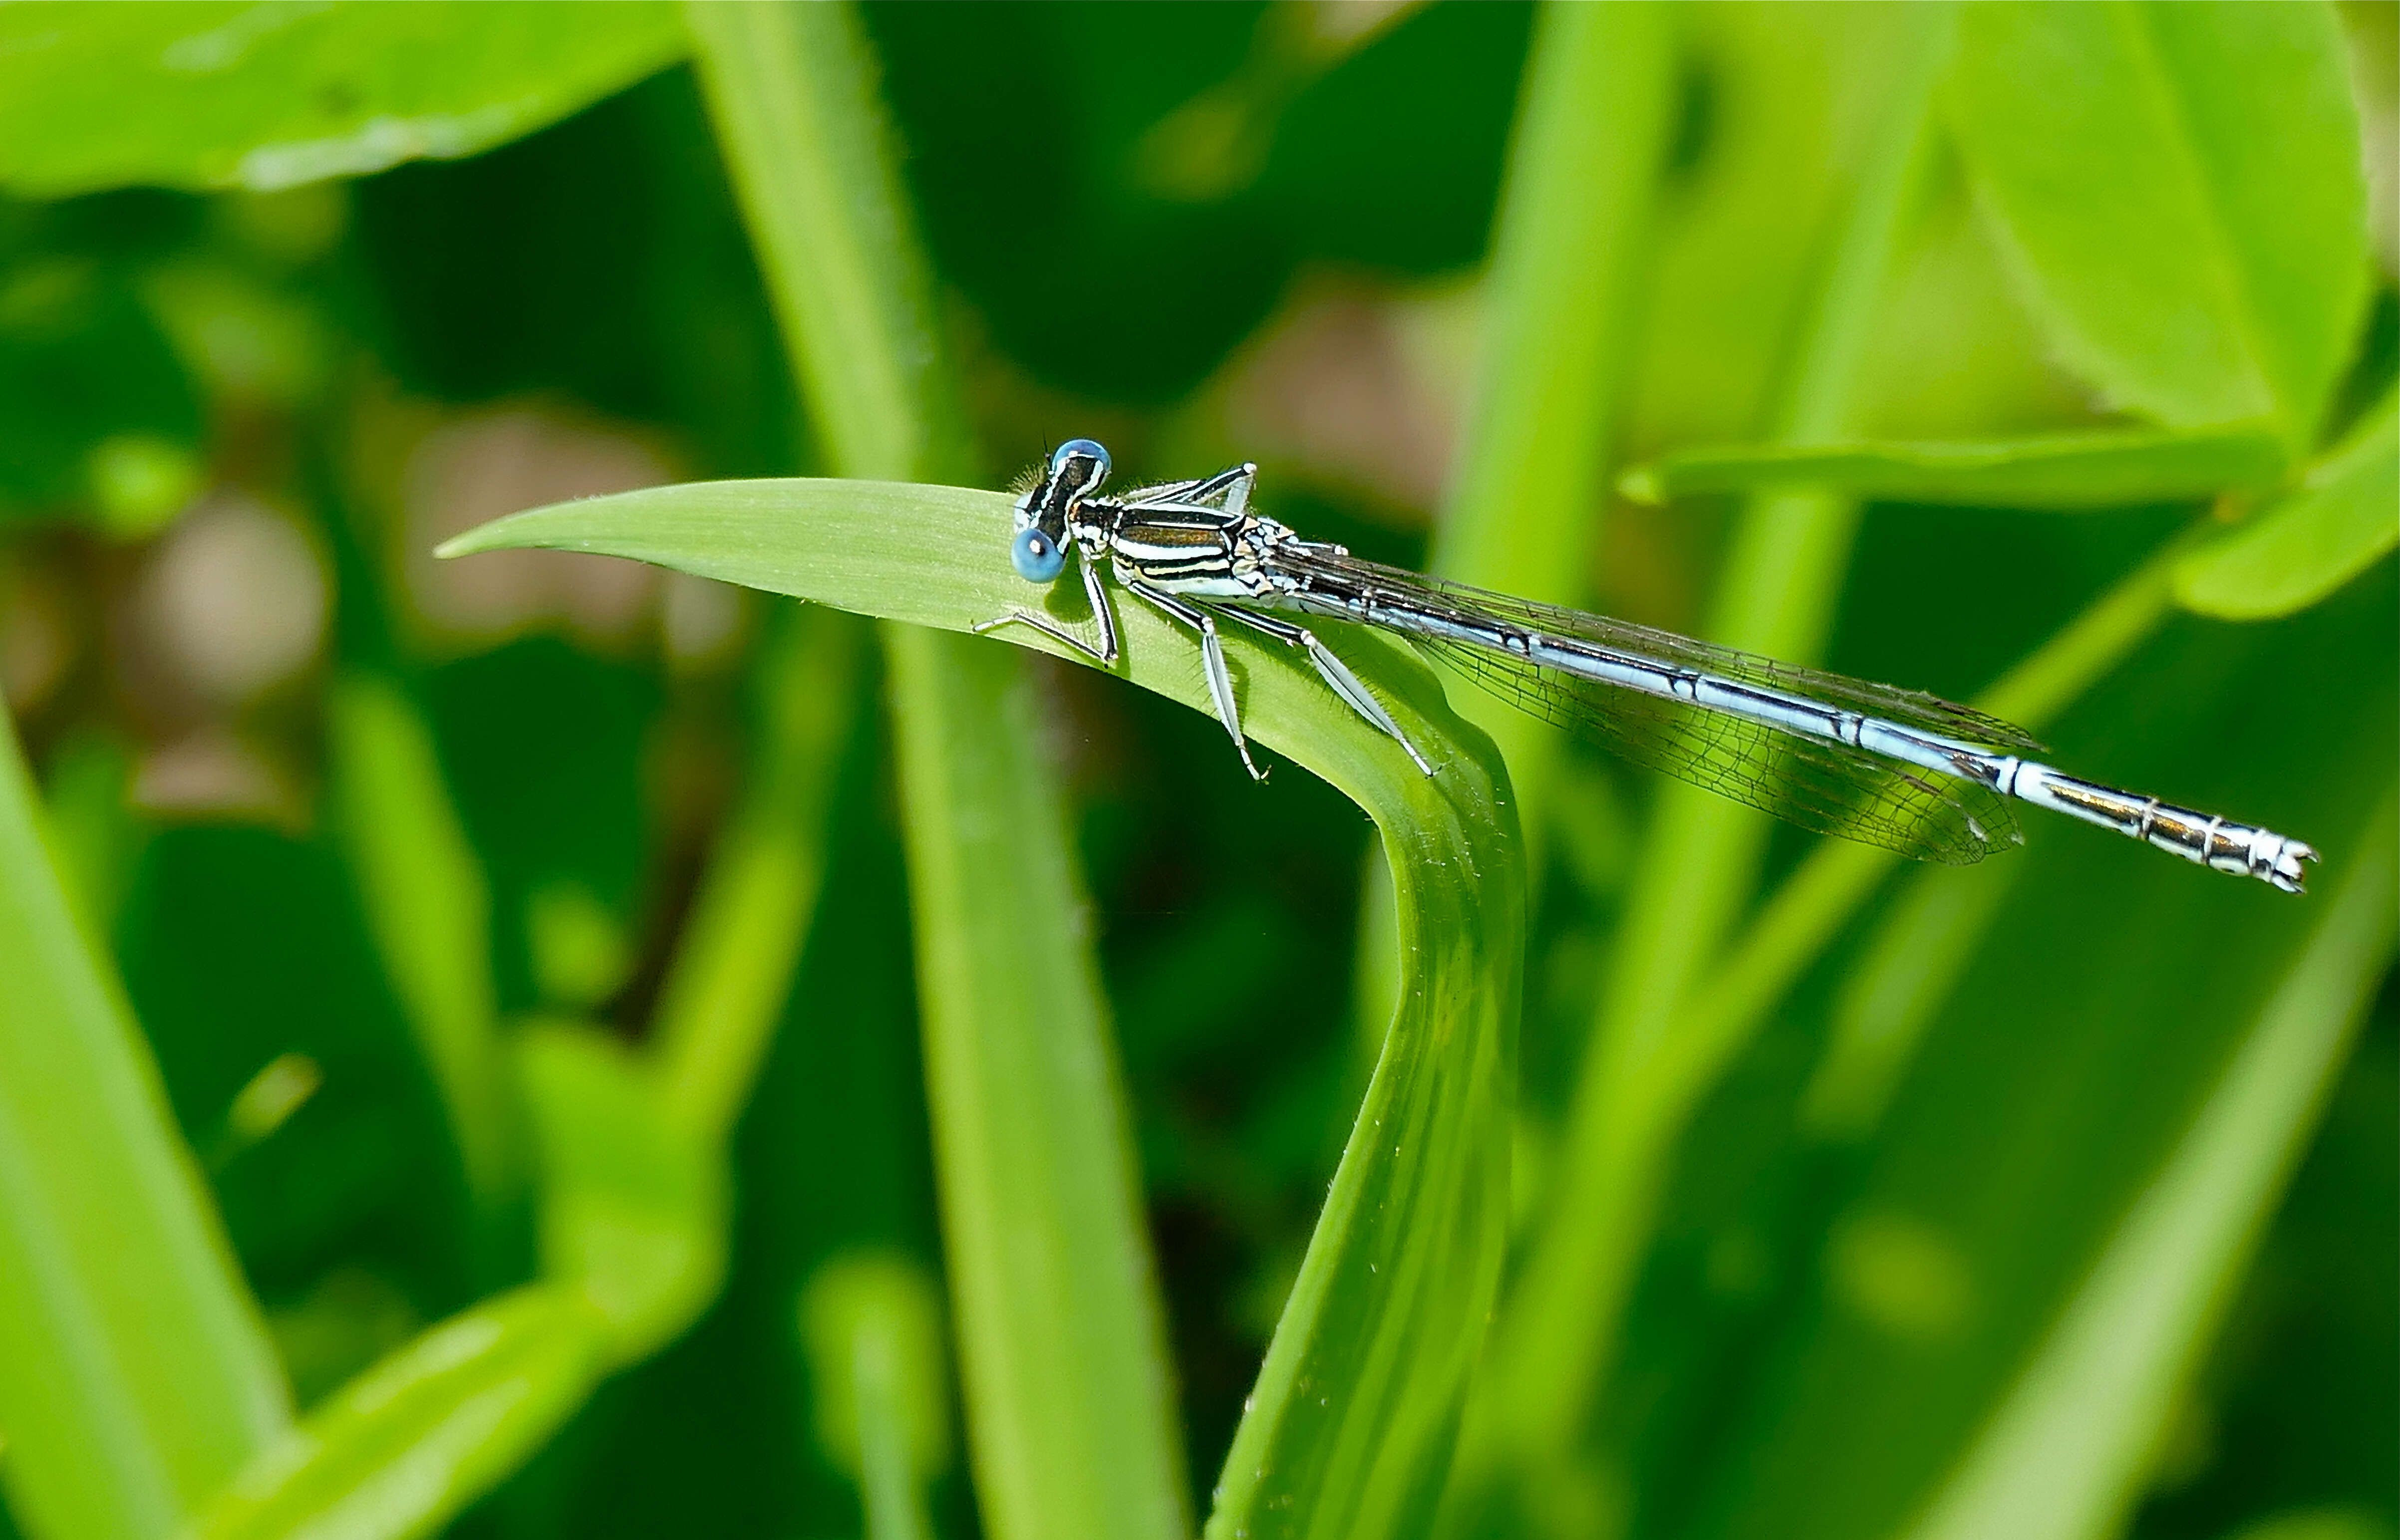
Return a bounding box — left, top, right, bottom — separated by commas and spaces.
1011, 439, 1111, 584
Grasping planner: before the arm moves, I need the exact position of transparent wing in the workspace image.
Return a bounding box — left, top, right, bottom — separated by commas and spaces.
1420, 635, 2021, 865
1263, 547, 2029, 864
1339, 556, 2047, 756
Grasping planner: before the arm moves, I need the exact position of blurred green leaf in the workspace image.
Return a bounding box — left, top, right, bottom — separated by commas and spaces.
83, 433, 205, 538
1682, 527, 2198, 1169
1651, 571, 2395, 1540
0, 716, 290, 1540
1905, 790, 2396, 1540
799, 1250, 950, 1540
420, 640, 656, 1016
2176, 389, 2399, 620
0, 257, 203, 523
38, 732, 145, 946
1623, 424, 2289, 510
1473, 10, 1956, 1509
115, 825, 468, 1309
2220, 1511, 2394, 1540
0, 1, 685, 197
439, 461, 1523, 1538
651, 604, 861, 1146
524, 882, 630, 1015
326, 675, 516, 1217
1946, 2, 2369, 448
516, 1022, 725, 1366
1626, 5, 1948, 451
1434, 0, 1676, 837
193, 1284, 608, 1540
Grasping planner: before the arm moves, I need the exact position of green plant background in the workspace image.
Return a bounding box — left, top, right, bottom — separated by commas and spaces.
0, 4, 2392, 1540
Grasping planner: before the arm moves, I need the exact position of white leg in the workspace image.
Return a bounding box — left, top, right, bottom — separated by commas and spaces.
1215, 606, 1433, 775
972, 553, 1121, 664
1126, 581, 1266, 781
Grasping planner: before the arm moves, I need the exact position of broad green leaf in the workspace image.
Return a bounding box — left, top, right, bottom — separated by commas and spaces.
2177, 390, 2400, 619
0, 2, 685, 196
1946, 3, 2369, 447
325, 676, 516, 1216
437, 469, 1523, 1540
1905, 790, 2396, 1540
1627, 7, 1979, 451
1464, 10, 1954, 1507
1621, 424, 2288, 509
650, 604, 862, 1146
1434, 0, 1676, 834
683, 7, 1190, 1539
0, 711, 289, 1539
515, 1023, 726, 1366
192, 1285, 609, 1540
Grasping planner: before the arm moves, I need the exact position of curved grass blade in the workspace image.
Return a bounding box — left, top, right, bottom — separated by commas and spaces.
192, 1285, 610, 1540
440, 474, 1524, 1540
1621, 424, 2289, 509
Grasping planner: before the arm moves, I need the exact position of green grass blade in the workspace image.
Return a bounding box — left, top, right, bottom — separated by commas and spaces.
1621, 424, 2289, 509
1432, 0, 1677, 833
2177, 388, 2400, 620
1946, 1, 2369, 448
682, 4, 1189, 1535
0, 2, 684, 197
1477, 3, 1956, 1485
0, 715, 290, 1540
438, 470, 1525, 1538
192, 1285, 610, 1540
1903, 789, 2396, 1540
651, 604, 863, 1146
683, 0, 961, 484
325, 675, 517, 1220
882, 623, 1190, 1540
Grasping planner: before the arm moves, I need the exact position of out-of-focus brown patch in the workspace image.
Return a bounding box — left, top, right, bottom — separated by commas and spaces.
134, 724, 306, 828
0, 558, 74, 717
404, 406, 677, 648
1204, 276, 1478, 519
134, 490, 327, 709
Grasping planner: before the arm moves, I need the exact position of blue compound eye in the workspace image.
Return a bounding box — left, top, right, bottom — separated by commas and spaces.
1011, 526, 1067, 583
1050, 438, 1111, 482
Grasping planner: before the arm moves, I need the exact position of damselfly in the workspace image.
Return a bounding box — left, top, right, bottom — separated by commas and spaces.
975, 440, 2316, 893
